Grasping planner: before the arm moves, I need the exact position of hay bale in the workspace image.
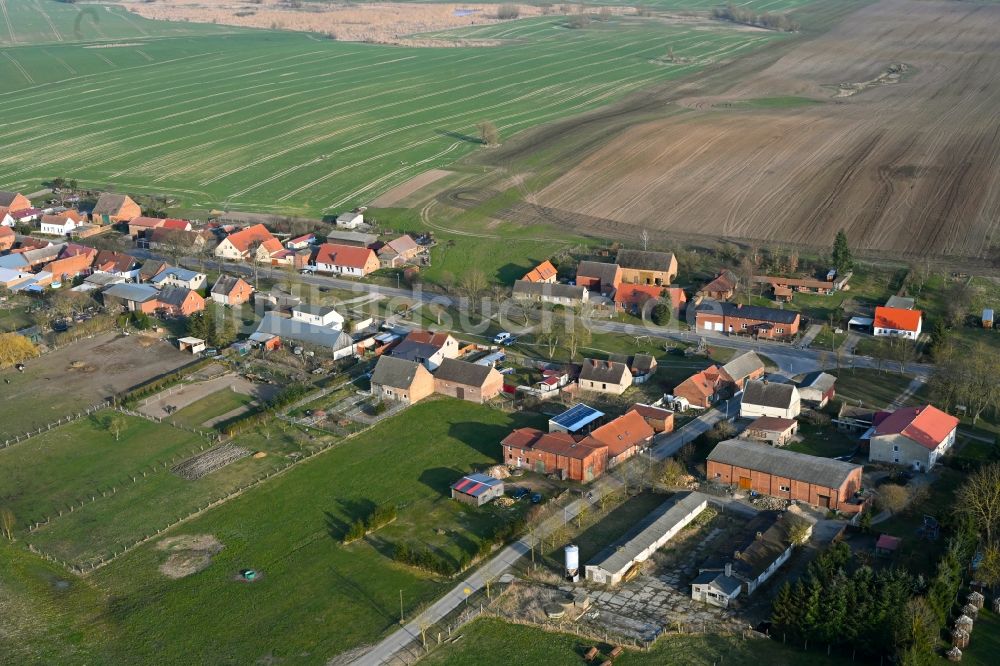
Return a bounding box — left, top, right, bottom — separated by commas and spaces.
956, 615, 974, 631
946, 646, 962, 662
952, 628, 969, 648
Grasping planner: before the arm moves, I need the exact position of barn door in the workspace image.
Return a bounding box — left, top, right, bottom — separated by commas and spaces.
456, 387, 465, 401
739, 477, 751, 490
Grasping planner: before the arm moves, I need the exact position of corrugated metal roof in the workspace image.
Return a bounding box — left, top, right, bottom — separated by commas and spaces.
708, 439, 860, 489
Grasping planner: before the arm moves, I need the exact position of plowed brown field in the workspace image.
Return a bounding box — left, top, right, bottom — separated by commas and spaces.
533, 0, 1000, 259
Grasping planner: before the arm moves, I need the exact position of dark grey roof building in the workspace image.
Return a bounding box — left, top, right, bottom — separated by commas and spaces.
707, 439, 861, 490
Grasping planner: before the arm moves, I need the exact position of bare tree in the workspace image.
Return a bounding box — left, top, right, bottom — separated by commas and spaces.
459, 269, 488, 310
564, 319, 591, 360
0, 508, 15, 541
956, 462, 1000, 544
876, 484, 910, 515
478, 121, 499, 147
639, 227, 650, 251
104, 413, 127, 442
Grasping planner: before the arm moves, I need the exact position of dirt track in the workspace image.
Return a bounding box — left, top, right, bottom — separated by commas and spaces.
530, 0, 1000, 259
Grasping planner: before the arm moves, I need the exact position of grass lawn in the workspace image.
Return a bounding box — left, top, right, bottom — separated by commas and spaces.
169, 389, 256, 430
785, 423, 858, 458
549, 492, 669, 564
809, 325, 847, 351
79, 400, 545, 664
828, 369, 916, 409
421, 617, 845, 666
0, 541, 107, 665
962, 607, 1000, 666
875, 467, 963, 577
0, 305, 32, 333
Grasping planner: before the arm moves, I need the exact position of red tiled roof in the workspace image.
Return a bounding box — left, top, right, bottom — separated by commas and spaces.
874, 306, 922, 332
501, 427, 543, 449
628, 404, 672, 420
224, 224, 277, 253
614, 283, 664, 306
523, 260, 557, 283
874, 405, 958, 450
675, 365, 722, 398
94, 250, 138, 273
160, 218, 191, 230
748, 416, 797, 433
314, 242, 375, 269
587, 411, 654, 458
532, 432, 603, 460
405, 330, 453, 348
129, 216, 165, 228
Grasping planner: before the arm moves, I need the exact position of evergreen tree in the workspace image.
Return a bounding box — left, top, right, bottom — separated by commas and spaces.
770, 581, 797, 635
832, 230, 854, 273
818, 572, 849, 646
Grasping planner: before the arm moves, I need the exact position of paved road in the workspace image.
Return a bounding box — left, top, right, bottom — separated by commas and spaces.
353, 404, 732, 665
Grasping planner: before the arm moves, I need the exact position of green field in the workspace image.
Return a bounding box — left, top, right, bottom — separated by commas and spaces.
0, 400, 541, 664
421, 617, 844, 666
169, 388, 256, 430
0, 4, 800, 215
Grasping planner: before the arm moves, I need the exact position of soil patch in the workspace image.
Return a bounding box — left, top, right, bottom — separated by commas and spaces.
157, 534, 224, 579
526, 0, 1000, 259
370, 168, 453, 207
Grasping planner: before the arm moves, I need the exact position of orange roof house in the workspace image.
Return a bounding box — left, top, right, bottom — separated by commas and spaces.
585, 410, 655, 466
0, 191, 31, 213
0, 226, 13, 252
214, 224, 279, 261
501, 428, 608, 483
42, 252, 95, 284
92, 193, 141, 225
869, 405, 959, 471
873, 306, 923, 339
523, 260, 558, 283
313, 242, 380, 276
672, 365, 726, 409
628, 404, 675, 434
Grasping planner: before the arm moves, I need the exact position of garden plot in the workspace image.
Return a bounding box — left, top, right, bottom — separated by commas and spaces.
137, 373, 279, 423
171, 443, 252, 480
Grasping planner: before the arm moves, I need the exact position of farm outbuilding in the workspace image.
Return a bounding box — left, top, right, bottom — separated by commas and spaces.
585, 492, 708, 586
450, 473, 504, 506
177, 337, 206, 354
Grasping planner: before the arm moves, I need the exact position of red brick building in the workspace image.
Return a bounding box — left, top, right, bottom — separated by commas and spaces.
695, 302, 801, 339
501, 428, 607, 483
707, 439, 863, 513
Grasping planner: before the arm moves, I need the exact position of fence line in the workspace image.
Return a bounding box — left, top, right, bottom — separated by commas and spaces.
1, 401, 111, 450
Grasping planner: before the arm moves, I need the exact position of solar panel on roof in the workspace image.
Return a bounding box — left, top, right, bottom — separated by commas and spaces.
551, 404, 605, 431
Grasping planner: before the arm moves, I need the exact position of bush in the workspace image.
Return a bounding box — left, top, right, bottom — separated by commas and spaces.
651, 302, 671, 326
496, 4, 519, 19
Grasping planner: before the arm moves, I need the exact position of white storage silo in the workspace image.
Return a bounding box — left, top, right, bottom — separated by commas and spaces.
564, 544, 580, 582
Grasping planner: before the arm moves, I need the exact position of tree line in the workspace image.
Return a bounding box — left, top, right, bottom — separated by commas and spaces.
712, 3, 800, 32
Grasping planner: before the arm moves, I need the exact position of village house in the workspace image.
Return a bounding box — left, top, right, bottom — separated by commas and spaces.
0, 226, 14, 252
253, 237, 287, 265
91, 193, 141, 225
615, 249, 678, 286
138, 260, 168, 283
127, 217, 192, 239
512, 280, 589, 307
210, 275, 254, 307
390, 330, 459, 370
335, 212, 364, 229
673, 365, 726, 409
501, 428, 607, 483
797, 371, 837, 408
146, 227, 212, 253
326, 230, 378, 247
548, 403, 605, 435
39, 210, 85, 236
708, 439, 863, 512
740, 381, 801, 420
432, 357, 504, 404
290, 303, 344, 329
575, 260, 622, 296
93, 250, 141, 281
698, 270, 739, 301
369, 355, 435, 405
0, 191, 31, 214
522, 259, 558, 283
584, 409, 655, 467
613, 284, 666, 315
695, 302, 801, 339
873, 306, 923, 340
102, 283, 160, 313
629, 353, 657, 384
744, 416, 799, 447
151, 267, 207, 291
285, 233, 315, 250
579, 358, 633, 395
450, 473, 504, 507
376, 234, 424, 268
868, 404, 959, 471
753, 275, 841, 297
253, 311, 353, 358
0, 209, 14, 227
214, 224, 279, 261
312, 242, 380, 276
42, 247, 96, 285
0, 267, 32, 289
155, 287, 205, 317
719, 351, 766, 391
628, 404, 675, 434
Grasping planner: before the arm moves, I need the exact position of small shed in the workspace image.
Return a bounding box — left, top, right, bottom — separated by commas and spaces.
450, 473, 504, 507
875, 534, 901, 558
984, 308, 994, 329
177, 336, 206, 354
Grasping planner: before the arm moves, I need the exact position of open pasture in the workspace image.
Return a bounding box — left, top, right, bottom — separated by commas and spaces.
77, 400, 542, 664
526, 0, 1000, 259
0, 12, 794, 215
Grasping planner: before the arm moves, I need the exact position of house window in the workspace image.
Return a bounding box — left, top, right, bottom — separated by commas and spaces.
779, 485, 790, 492
777, 328, 784, 334
741, 323, 747, 329
714, 472, 722, 478
892, 445, 899, 452
602, 383, 607, 390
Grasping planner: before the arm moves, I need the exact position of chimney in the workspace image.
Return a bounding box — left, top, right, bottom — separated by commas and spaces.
725, 563, 732, 577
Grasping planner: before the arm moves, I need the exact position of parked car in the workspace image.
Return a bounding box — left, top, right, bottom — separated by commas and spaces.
531, 493, 543, 504
509, 487, 529, 500
493, 331, 512, 344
